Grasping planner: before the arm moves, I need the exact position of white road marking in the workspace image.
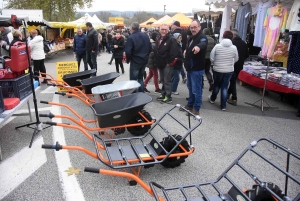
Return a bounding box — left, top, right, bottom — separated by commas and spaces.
14, 107, 53, 114
51, 94, 85, 201
0, 137, 47, 200
41, 86, 58, 94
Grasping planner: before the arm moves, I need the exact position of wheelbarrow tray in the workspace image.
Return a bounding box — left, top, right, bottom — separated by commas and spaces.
63, 69, 96, 86
81, 72, 120, 94
91, 92, 152, 128
91, 80, 140, 100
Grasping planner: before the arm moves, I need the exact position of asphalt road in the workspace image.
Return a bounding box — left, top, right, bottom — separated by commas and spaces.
0, 49, 299, 201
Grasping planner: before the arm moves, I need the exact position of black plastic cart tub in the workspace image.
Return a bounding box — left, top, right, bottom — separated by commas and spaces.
62, 69, 96, 86
91, 92, 152, 128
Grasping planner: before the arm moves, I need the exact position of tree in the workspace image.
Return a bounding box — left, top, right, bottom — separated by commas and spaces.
5, 0, 93, 21
95, 11, 113, 22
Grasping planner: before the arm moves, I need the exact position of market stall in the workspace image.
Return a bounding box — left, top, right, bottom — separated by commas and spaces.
157, 13, 192, 27
152, 15, 171, 27
139, 17, 157, 28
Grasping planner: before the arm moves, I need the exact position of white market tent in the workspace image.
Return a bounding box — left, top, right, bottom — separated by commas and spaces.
153, 15, 171, 25
92, 14, 106, 27
192, 4, 235, 17
70, 13, 105, 29
205, 0, 294, 11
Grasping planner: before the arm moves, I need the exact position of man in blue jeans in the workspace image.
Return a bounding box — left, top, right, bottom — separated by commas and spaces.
182, 20, 208, 115
125, 22, 152, 92
85, 22, 98, 76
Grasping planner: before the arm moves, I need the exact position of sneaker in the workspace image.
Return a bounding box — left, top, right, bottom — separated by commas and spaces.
144, 88, 150, 93
209, 83, 214, 92
179, 105, 192, 112
108, 62, 112, 65
154, 89, 162, 94
227, 99, 237, 106
172, 91, 179, 95
156, 96, 165, 101
182, 78, 187, 83
221, 108, 226, 111
208, 96, 214, 104
162, 97, 172, 104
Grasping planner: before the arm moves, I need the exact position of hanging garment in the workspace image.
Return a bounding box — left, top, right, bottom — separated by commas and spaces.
287, 32, 300, 74
235, 2, 252, 41
286, 0, 300, 32
220, 5, 232, 41
252, 0, 275, 47
261, 4, 288, 59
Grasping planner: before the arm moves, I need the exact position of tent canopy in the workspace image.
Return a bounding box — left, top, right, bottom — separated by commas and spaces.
192, 4, 235, 17
153, 15, 171, 25
140, 17, 157, 28
205, 0, 294, 11
70, 13, 106, 29
158, 13, 192, 27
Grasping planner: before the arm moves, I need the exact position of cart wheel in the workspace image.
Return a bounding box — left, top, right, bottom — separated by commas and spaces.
114, 128, 125, 135
245, 182, 284, 201
129, 180, 137, 186
127, 110, 152, 136
160, 134, 190, 168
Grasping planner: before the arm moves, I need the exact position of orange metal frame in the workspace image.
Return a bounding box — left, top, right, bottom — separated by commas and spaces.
45, 101, 155, 139
55, 122, 194, 178
39, 72, 96, 106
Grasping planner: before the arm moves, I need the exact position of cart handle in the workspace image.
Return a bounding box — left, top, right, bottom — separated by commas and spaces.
40, 100, 49, 104
39, 113, 54, 119
42, 142, 62, 151
55, 92, 66, 96
47, 83, 64, 87
44, 121, 70, 126
84, 167, 100, 174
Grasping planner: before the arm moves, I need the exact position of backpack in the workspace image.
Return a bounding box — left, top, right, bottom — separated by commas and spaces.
44, 41, 50, 53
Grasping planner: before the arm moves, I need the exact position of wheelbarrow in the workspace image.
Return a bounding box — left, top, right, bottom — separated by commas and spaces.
84, 138, 300, 201
92, 80, 141, 102
40, 93, 156, 139
41, 103, 202, 184
45, 72, 120, 106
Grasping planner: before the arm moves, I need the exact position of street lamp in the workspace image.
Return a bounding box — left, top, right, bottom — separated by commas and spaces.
164, 5, 166, 15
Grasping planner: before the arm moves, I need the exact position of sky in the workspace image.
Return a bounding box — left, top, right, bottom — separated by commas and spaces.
82, 0, 206, 13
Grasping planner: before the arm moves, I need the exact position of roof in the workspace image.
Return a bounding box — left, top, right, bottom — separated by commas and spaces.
0, 15, 52, 27
140, 17, 157, 28
192, 4, 235, 17
158, 13, 192, 27
153, 15, 171, 25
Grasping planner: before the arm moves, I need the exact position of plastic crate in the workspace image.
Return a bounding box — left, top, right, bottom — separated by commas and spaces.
0, 86, 4, 113
0, 73, 32, 100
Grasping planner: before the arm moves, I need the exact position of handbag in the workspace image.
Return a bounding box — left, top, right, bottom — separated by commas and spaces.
43, 41, 50, 53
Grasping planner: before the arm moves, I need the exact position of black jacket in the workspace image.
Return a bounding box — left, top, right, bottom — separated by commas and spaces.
173, 42, 183, 69
125, 31, 152, 64
147, 40, 156, 69
111, 37, 125, 58
154, 33, 178, 69
86, 28, 98, 52
232, 36, 249, 72
172, 28, 187, 52
184, 31, 207, 71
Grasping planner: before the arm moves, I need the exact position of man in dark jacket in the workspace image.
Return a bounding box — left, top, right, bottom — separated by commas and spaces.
155, 24, 179, 103
227, 29, 249, 106
172, 21, 187, 83
73, 28, 88, 71
85, 22, 99, 76
203, 28, 215, 91
182, 20, 207, 115
125, 22, 152, 92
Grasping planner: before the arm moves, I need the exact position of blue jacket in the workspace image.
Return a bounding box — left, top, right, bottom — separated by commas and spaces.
73, 34, 86, 54
125, 31, 151, 64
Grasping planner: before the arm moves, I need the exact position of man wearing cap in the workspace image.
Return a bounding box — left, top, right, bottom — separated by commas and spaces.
0, 26, 13, 56
182, 20, 207, 115
172, 20, 187, 83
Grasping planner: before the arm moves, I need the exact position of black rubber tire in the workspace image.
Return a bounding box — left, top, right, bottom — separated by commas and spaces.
127, 110, 152, 136
160, 134, 190, 168
114, 128, 125, 135
245, 182, 284, 201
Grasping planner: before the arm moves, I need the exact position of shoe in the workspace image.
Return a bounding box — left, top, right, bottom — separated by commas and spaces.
157, 96, 165, 101
186, 97, 189, 100
209, 83, 214, 92
162, 97, 172, 104
155, 89, 162, 94
208, 96, 214, 104
182, 78, 187, 84
227, 99, 237, 106
186, 109, 200, 116
179, 105, 192, 112
144, 88, 150, 93
172, 91, 179, 95
296, 111, 300, 117
41, 79, 48, 84
108, 62, 112, 65
122, 71, 125, 74
221, 108, 226, 111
